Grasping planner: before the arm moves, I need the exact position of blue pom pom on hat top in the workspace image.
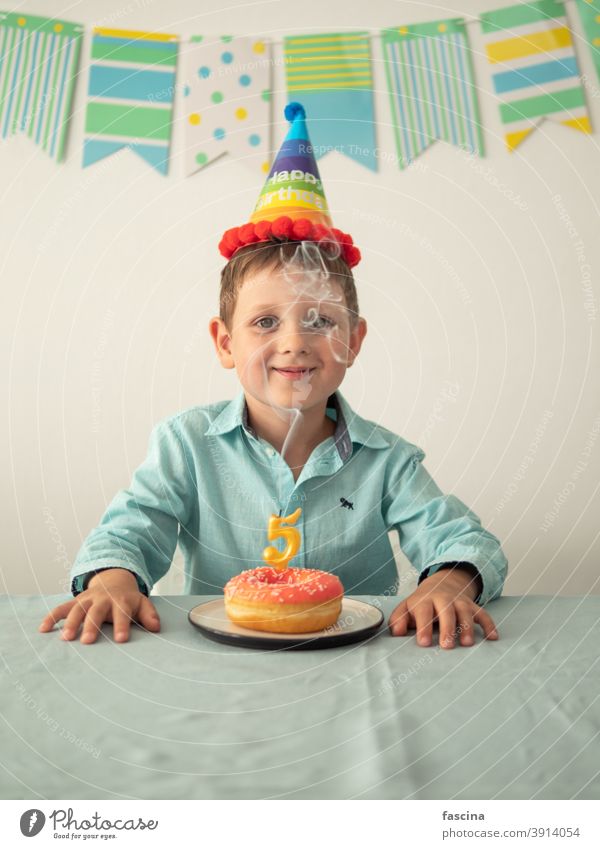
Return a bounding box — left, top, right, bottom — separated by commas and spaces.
284, 101, 306, 122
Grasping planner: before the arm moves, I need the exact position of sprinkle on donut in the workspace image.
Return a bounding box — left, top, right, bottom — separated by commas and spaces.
224, 566, 343, 605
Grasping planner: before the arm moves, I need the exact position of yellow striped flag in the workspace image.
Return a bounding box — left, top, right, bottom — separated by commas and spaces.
480, 0, 591, 151
284, 32, 377, 171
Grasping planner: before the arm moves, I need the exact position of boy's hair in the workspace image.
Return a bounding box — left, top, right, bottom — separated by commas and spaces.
219, 240, 360, 331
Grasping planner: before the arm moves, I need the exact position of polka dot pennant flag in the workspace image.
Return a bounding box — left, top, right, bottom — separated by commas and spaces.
575, 0, 600, 86
83, 27, 178, 175
381, 19, 484, 169
0, 11, 83, 162
480, 0, 592, 151
283, 32, 377, 171
183, 35, 272, 176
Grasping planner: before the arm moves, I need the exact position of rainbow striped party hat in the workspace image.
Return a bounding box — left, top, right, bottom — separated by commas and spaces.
219, 102, 361, 267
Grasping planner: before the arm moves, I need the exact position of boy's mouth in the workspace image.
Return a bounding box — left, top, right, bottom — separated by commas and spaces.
272, 367, 315, 380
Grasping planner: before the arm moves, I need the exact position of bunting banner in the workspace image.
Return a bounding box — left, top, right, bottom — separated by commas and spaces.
480, 0, 592, 151
575, 0, 600, 85
283, 31, 378, 171
1, 5, 599, 172
183, 35, 272, 176
381, 19, 484, 169
0, 11, 82, 161
83, 27, 178, 175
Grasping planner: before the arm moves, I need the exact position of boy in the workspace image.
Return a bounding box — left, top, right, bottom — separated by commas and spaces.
39, 104, 506, 648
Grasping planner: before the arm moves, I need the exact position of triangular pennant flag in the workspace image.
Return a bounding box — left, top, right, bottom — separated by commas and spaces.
0, 11, 83, 161
382, 19, 484, 169
182, 35, 272, 176
83, 27, 178, 175
480, 0, 592, 151
283, 32, 378, 172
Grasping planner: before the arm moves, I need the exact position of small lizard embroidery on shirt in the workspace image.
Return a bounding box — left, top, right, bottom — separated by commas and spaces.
340, 497, 354, 510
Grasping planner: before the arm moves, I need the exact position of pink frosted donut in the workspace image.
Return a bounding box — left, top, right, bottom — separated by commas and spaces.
224, 566, 344, 634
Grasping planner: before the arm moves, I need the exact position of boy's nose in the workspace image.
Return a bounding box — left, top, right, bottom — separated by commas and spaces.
276, 325, 311, 354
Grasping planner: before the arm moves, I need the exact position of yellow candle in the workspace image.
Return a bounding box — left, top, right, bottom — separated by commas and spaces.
263, 507, 302, 571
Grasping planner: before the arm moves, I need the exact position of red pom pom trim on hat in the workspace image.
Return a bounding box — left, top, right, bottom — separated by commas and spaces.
271, 216, 293, 239
254, 220, 272, 240
292, 218, 313, 239
218, 216, 361, 267
238, 223, 259, 244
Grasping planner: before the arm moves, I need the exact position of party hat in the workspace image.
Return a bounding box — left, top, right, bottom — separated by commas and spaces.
218, 102, 361, 267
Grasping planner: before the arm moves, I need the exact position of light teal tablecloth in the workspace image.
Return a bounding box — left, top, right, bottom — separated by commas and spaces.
0, 594, 598, 800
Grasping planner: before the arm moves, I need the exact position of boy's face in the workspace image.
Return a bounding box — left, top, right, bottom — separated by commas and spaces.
210, 261, 366, 417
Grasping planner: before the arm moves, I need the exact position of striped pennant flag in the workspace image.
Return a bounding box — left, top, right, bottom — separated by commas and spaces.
575, 0, 600, 85
382, 19, 484, 169
0, 11, 83, 162
480, 0, 591, 151
284, 32, 377, 171
83, 27, 178, 175
183, 35, 272, 177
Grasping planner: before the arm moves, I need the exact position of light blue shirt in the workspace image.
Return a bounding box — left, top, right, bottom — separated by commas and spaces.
70, 389, 508, 604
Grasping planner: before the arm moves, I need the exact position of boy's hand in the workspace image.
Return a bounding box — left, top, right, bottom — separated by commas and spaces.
38, 568, 161, 644
388, 566, 499, 648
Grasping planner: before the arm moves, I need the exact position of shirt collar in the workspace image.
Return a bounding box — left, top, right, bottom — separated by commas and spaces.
205, 388, 388, 460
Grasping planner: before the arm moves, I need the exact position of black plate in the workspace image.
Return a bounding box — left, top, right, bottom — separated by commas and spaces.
188, 597, 385, 650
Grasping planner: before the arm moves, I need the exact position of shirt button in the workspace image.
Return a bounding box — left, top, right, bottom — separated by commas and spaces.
265, 447, 275, 457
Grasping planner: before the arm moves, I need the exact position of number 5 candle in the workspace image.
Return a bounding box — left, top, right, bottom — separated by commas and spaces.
263, 508, 302, 572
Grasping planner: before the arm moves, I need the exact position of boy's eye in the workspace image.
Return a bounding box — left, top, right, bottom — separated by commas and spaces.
255, 316, 278, 330
304, 315, 335, 330
253, 315, 336, 331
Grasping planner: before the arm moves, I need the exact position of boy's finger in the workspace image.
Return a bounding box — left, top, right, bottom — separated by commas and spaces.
434, 599, 457, 649
61, 598, 93, 640
79, 601, 111, 644
39, 601, 75, 631
473, 607, 499, 640
389, 602, 409, 636
136, 597, 161, 632
454, 601, 475, 646
413, 601, 434, 647
111, 603, 135, 643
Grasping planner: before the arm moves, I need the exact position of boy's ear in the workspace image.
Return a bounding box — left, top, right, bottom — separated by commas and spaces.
346, 317, 367, 368
208, 316, 235, 369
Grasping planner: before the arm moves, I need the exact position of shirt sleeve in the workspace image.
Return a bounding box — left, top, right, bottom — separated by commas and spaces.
71, 568, 150, 598
69, 420, 193, 597
382, 447, 508, 606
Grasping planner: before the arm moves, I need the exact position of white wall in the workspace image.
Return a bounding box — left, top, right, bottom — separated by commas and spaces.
2, 0, 599, 597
